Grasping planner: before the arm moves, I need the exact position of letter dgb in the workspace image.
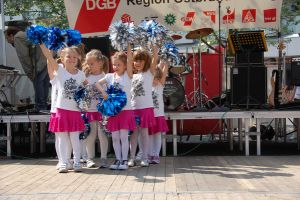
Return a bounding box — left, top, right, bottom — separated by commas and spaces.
86, 0, 116, 10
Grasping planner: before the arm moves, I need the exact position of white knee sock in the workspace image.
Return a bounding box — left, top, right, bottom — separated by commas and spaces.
130, 129, 139, 159
140, 128, 149, 161
70, 132, 81, 164
98, 125, 108, 159
120, 129, 129, 161
84, 121, 97, 160
112, 131, 121, 161
153, 133, 162, 156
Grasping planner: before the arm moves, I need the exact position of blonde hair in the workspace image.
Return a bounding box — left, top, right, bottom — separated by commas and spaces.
111, 51, 127, 66
133, 49, 152, 72
82, 49, 109, 76
60, 46, 82, 69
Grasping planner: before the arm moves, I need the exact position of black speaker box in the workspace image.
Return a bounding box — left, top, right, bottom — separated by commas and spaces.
235, 51, 264, 65
231, 66, 267, 106
291, 57, 300, 86
81, 37, 110, 59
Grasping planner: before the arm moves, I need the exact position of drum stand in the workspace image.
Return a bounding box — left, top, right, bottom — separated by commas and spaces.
193, 38, 208, 111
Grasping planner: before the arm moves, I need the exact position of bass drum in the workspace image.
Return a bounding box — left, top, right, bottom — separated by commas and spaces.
163, 77, 185, 110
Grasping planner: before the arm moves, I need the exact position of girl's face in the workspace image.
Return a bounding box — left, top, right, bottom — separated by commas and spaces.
63, 49, 79, 68
112, 58, 126, 74
134, 60, 145, 72
86, 56, 103, 74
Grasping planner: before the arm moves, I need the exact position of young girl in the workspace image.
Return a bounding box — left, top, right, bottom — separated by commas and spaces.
82, 49, 109, 168
40, 44, 87, 173
95, 45, 135, 170
129, 45, 159, 167
149, 60, 169, 164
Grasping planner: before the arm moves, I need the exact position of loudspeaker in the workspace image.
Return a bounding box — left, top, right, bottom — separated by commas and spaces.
291, 57, 300, 86
231, 66, 267, 106
235, 51, 264, 65
81, 37, 110, 59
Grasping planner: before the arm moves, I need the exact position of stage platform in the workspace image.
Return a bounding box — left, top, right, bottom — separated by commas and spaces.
1, 156, 300, 200
1, 110, 300, 157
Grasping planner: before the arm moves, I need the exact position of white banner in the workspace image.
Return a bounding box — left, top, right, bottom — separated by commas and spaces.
64, 0, 283, 37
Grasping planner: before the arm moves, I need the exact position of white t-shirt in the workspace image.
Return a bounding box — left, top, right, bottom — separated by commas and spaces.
131, 70, 154, 109
87, 73, 106, 112
50, 75, 58, 113
295, 87, 300, 99
105, 72, 133, 110
55, 64, 86, 111
152, 84, 165, 117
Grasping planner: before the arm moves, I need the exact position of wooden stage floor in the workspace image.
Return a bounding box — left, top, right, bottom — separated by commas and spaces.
1, 156, 300, 200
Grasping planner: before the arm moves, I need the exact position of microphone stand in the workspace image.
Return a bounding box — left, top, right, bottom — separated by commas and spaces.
212, 0, 230, 111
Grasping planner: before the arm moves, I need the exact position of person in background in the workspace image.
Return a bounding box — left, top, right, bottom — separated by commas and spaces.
5, 26, 49, 111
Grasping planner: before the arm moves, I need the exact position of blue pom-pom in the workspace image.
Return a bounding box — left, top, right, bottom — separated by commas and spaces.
135, 115, 141, 126
160, 42, 179, 64
45, 27, 64, 51
79, 113, 90, 140
97, 85, 127, 116
26, 25, 48, 45
74, 85, 91, 111
62, 29, 82, 46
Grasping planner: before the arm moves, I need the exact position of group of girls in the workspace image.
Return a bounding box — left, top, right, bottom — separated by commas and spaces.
40, 42, 169, 173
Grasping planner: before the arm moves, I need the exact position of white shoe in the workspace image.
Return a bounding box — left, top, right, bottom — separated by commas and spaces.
86, 160, 96, 168
73, 163, 82, 172
128, 159, 136, 167
136, 151, 143, 161
109, 160, 121, 170
140, 160, 149, 167
118, 160, 128, 170
58, 164, 68, 173
56, 162, 60, 170
99, 158, 109, 168
67, 162, 73, 170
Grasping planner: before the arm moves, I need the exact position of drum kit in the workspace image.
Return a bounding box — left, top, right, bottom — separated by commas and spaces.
163, 28, 217, 111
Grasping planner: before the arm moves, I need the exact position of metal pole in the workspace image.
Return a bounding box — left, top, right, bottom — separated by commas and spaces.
0, 0, 6, 65
198, 37, 203, 108
218, 0, 222, 105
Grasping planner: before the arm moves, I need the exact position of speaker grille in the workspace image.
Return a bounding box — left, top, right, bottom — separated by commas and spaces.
231, 66, 267, 106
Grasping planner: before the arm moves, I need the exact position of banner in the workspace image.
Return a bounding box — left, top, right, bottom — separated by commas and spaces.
64, 0, 283, 37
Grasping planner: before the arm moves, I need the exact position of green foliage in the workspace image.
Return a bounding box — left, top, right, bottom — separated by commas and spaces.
4, 0, 69, 29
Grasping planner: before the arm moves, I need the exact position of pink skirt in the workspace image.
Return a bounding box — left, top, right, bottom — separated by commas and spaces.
48, 113, 56, 133
107, 110, 136, 132
149, 116, 169, 135
134, 108, 156, 129
51, 108, 85, 132
84, 111, 102, 123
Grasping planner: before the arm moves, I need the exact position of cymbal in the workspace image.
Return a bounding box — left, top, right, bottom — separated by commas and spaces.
171, 34, 182, 40
185, 28, 213, 39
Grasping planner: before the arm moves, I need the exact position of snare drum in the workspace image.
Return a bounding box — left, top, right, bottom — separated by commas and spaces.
163, 77, 185, 110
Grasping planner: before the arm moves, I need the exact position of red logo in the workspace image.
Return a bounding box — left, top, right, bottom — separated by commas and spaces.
264, 8, 276, 23
75, 0, 120, 34
203, 11, 216, 23
242, 9, 256, 23
121, 13, 132, 23
181, 12, 195, 26
223, 9, 235, 24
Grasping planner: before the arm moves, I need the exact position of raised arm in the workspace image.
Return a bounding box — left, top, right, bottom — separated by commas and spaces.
150, 45, 159, 75
127, 44, 133, 78
159, 60, 169, 85
95, 78, 108, 100
39, 44, 58, 80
